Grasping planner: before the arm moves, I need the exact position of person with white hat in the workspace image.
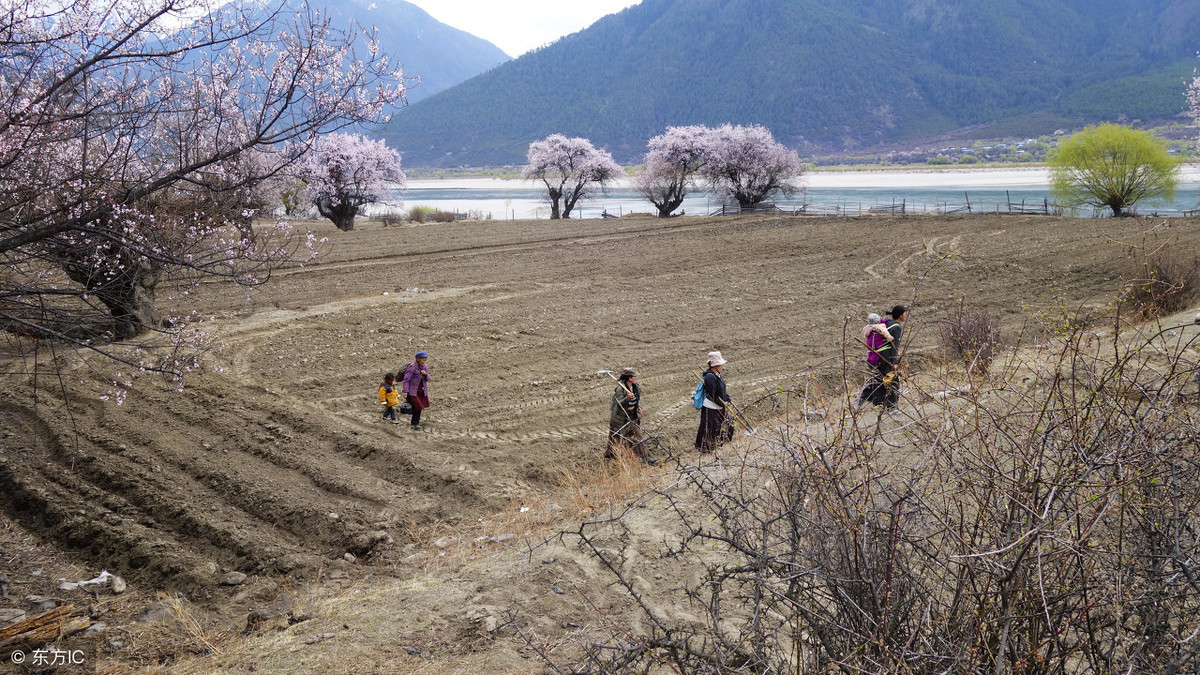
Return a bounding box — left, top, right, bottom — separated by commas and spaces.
695, 351, 734, 452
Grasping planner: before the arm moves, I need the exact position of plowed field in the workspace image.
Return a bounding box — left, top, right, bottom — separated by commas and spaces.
3, 212, 1197, 598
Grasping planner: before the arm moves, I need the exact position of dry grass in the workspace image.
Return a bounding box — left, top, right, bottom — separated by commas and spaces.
559, 448, 660, 514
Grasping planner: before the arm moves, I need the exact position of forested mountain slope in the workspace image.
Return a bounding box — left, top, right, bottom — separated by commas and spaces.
381, 0, 1200, 166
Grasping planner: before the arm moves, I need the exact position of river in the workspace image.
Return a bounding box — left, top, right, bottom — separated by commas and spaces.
386, 167, 1200, 220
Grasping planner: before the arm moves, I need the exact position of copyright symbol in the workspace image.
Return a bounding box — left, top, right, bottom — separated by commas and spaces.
10, 650, 25, 663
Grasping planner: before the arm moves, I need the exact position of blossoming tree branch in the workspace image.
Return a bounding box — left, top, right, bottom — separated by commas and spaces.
0, 0, 405, 392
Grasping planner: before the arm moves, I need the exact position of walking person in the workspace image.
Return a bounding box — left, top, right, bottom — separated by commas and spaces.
379, 372, 401, 424
857, 312, 892, 408
400, 351, 432, 430
858, 306, 906, 411
695, 351, 735, 453
605, 368, 652, 462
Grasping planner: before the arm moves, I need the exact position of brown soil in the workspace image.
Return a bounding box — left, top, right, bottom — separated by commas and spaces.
2, 213, 1198, 671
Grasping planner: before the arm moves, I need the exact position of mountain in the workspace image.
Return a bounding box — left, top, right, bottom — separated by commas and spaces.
321, 0, 510, 103
379, 0, 1200, 167
222, 0, 510, 104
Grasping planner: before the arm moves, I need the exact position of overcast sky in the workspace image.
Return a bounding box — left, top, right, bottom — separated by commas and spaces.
405, 0, 641, 57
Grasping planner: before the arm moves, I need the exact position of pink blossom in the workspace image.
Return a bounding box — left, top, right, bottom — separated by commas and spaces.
297, 133, 404, 231
522, 134, 622, 219
699, 124, 804, 208
635, 126, 712, 217
0, 0, 405, 400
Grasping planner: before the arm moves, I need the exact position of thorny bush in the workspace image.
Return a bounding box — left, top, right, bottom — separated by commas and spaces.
1121, 239, 1200, 321
525, 311, 1200, 674
939, 299, 1003, 376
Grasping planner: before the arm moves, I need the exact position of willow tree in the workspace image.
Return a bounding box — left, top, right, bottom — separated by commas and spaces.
1048, 124, 1179, 217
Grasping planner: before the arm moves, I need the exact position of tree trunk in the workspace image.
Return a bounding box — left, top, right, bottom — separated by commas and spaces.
59, 249, 162, 340
657, 195, 684, 218
97, 264, 161, 340
562, 188, 582, 219
317, 197, 359, 231
548, 188, 563, 219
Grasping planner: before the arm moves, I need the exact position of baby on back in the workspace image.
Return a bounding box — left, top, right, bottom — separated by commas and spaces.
863, 312, 892, 365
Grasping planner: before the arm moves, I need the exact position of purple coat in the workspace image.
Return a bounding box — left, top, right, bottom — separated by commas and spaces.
401, 361, 430, 397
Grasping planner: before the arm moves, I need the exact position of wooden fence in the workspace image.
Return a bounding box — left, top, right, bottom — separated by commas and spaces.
709, 191, 1070, 218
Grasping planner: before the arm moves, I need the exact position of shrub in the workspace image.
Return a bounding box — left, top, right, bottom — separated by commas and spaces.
939, 301, 1002, 374
405, 206, 457, 223
1121, 245, 1200, 320
405, 205, 435, 222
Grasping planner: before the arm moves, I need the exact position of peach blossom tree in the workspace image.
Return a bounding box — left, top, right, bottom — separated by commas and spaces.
700, 124, 803, 209
0, 0, 404, 393
634, 125, 711, 218
522, 134, 622, 219
299, 133, 405, 231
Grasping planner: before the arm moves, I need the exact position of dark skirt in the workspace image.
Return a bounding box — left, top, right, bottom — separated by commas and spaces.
407, 389, 431, 411
860, 361, 898, 408
695, 406, 733, 452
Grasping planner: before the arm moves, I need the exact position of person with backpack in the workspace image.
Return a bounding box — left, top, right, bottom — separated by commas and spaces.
399, 351, 432, 430
379, 372, 401, 424
695, 351, 734, 453
605, 368, 653, 463
858, 306, 906, 411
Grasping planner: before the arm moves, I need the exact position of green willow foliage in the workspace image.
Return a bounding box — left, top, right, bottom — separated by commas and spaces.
1049, 123, 1180, 216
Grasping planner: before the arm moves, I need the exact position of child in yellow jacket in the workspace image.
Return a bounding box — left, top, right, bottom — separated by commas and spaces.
379, 372, 400, 424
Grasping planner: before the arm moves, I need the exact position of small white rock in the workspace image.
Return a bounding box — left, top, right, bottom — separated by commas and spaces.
219, 572, 248, 586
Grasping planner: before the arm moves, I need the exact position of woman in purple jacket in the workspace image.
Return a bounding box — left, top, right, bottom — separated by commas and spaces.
399, 351, 431, 430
